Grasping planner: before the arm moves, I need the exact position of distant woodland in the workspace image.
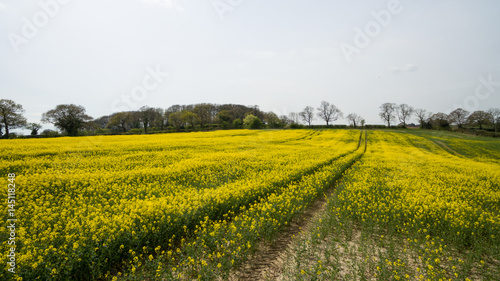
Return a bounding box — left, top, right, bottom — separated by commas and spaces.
0, 99, 499, 138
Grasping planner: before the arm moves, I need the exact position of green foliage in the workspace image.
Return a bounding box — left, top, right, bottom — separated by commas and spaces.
41, 104, 92, 136
180, 110, 198, 128
128, 128, 143, 134
26, 122, 42, 135
429, 113, 450, 130
41, 129, 60, 137
220, 121, 230, 129
243, 114, 263, 129
250, 118, 263, 129
96, 128, 112, 135
232, 118, 242, 128
0, 99, 27, 138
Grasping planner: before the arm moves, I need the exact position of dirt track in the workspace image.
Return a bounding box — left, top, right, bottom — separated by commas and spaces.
230, 190, 333, 281
230, 131, 366, 281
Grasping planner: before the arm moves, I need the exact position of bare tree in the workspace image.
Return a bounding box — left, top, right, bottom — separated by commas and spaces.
415, 108, 431, 128
379, 103, 397, 127
0, 99, 27, 138
397, 104, 414, 127
42, 104, 92, 136
317, 101, 343, 126
279, 115, 291, 126
288, 112, 300, 124
448, 108, 470, 128
346, 113, 362, 127
299, 106, 315, 126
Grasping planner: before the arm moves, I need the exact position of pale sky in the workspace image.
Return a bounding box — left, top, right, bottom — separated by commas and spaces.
1, 0, 500, 131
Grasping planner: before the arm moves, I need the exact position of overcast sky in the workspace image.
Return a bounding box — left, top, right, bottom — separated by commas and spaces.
1, 0, 500, 131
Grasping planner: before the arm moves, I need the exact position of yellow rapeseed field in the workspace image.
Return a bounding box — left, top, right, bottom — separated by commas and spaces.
2, 129, 498, 280
281, 130, 500, 280
0, 129, 361, 280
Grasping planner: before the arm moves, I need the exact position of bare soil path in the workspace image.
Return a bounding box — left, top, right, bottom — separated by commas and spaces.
230, 131, 367, 281
230, 189, 334, 281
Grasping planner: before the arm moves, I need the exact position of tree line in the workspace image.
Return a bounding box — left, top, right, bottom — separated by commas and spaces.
379, 102, 500, 135
0, 99, 499, 138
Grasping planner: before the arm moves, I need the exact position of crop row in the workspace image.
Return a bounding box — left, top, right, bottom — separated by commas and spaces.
281, 130, 500, 280
0, 129, 359, 280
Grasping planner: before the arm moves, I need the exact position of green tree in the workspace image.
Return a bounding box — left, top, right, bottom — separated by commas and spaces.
243, 114, 257, 127
139, 106, 162, 133
488, 108, 500, 134
41, 129, 59, 137
467, 110, 492, 130
181, 111, 198, 129
193, 103, 216, 128
0, 99, 27, 138
232, 118, 242, 128
106, 112, 132, 132
217, 110, 233, 123
264, 112, 281, 128
448, 108, 469, 129
126, 111, 142, 130
169, 111, 184, 131
42, 104, 92, 136
243, 114, 262, 129
26, 123, 42, 136
151, 108, 165, 131
429, 113, 450, 129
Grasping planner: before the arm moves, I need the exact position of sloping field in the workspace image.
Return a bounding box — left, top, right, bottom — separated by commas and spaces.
280, 130, 500, 280
1, 129, 499, 280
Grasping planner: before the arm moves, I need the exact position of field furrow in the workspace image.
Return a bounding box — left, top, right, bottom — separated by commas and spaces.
1, 129, 498, 281
0, 129, 358, 280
